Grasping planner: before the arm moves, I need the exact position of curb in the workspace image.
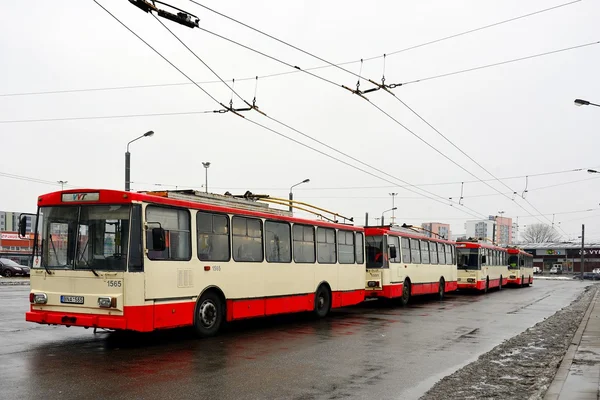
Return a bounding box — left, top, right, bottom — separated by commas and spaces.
543, 288, 599, 400
0, 280, 30, 286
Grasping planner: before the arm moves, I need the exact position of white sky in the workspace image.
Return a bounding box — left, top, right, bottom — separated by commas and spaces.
1, 0, 599, 241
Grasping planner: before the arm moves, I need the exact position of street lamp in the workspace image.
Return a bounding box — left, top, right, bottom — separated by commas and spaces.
381, 207, 397, 226
289, 179, 310, 212
57, 180, 68, 191
125, 130, 154, 191
202, 162, 211, 193
574, 98, 600, 107
389, 193, 398, 224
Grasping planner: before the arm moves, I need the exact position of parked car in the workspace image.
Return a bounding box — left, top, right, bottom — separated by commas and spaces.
533, 266, 542, 275
593, 268, 600, 274
549, 265, 563, 275
573, 272, 600, 280
0, 258, 30, 277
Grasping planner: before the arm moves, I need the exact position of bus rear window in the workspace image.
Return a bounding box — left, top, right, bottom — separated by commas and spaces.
366, 235, 386, 268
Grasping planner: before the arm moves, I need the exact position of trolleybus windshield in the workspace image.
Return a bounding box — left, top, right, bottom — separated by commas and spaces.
457, 248, 479, 269
366, 235, 386, 268
508, 255, 520, 269
39, 205, 132, 271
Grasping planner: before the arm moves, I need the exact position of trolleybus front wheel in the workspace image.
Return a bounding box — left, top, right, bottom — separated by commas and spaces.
194, 291, 224, 337
314, 285, 331, 318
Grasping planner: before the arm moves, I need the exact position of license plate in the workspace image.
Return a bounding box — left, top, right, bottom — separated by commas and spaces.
60, 295, 84, 304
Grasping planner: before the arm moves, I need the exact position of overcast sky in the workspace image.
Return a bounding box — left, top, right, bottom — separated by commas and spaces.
1, 0, 599, 241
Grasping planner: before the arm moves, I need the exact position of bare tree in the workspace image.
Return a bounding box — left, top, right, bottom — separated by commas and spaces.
521, 223, 561, 243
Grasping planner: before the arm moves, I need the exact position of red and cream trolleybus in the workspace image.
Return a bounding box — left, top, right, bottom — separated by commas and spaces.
23, 189, 366, 337
364, 225, 458, 306
456, 240, 510, 292
506, 247, 534, 287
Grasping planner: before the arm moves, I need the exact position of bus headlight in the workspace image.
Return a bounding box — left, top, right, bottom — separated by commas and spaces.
31, 293, 48, 304
98, 297, 116, 308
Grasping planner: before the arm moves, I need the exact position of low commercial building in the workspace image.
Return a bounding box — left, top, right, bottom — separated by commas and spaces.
520, 242, 600, 273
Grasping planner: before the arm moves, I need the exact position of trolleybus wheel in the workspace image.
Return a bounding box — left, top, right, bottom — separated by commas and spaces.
483, 278, 489, 294
314, 285, 331, 318
438, 278, 445, 301
498, 276, 503, 291
194, 291, 223, 337
400, 279, 411, 307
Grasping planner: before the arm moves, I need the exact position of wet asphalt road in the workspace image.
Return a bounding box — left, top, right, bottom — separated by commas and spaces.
0, 280, 591, 400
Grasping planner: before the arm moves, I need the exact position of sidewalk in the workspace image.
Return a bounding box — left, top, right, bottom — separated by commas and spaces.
545, 289, 600, 400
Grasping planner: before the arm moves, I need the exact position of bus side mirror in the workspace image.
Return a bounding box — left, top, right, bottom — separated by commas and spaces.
151, 228, 166, 251
481, 255, 487, 264
18, 215, 27, 238
389, 246, 397, 260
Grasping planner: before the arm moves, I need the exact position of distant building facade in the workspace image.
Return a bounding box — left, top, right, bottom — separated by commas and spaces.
421, 222, 451, 240
465, 215, 513, 245
0, 211, 37, 233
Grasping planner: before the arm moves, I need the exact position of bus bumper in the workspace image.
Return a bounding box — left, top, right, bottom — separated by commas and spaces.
26, 310, 127, 330
366, 283, 403, 299
457, 281, 486, 291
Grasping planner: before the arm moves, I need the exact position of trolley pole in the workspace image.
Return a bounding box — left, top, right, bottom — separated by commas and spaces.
581, 224, 585, 279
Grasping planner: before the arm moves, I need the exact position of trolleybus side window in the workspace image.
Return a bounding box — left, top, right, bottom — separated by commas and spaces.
232, 216, 263, 262
401, 237, 411, 263
293, 224, 316, 263
129, 205, 144, 272
388, 236, 400, 263
437, 243, 446, 265
197, 211, 230, 262
146, 206, 191, 261
338, 230, 355, 264
265, 221, 291, 263
421, 240, 430, 264
430, 242, 438, 264
410, 239, 421, 264
317, 227, 336, 264
355, 232, 364, 264
446, 245, 453, 265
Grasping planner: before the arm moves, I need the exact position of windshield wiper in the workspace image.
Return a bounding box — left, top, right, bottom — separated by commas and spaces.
76, 239, 99, 277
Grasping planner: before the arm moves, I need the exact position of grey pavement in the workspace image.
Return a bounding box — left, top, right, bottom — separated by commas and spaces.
0, 280, 589, 400
545, 288, 600, 400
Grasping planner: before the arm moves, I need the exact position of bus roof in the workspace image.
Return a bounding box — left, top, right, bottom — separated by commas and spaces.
506, 247, 533, 257
455, 241, 507, 252
37, 189, 362, 231
365, 226, 454, 244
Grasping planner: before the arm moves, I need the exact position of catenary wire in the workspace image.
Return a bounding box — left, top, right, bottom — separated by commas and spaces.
183, 3, 567, 227
93, 0, 487, 220
0, 110, 221, 124
0, 0, 585, 98
150, 14, 490, 219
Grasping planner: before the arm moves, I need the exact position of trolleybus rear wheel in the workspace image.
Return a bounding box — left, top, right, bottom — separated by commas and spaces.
400, 279, 411, 307
194, 291, 223, 337
314, 285, 331, 318
438, 278, 445, 301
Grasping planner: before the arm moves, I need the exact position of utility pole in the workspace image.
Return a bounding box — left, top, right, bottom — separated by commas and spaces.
581, 224, 585, 279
